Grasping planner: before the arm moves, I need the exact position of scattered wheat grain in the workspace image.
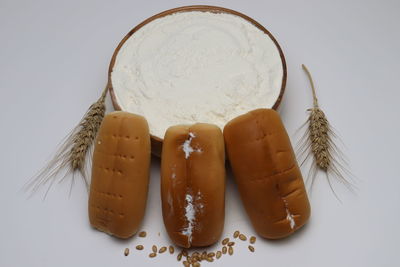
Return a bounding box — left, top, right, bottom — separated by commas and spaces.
233, 231, 240, 238
138, 231, 146, 237
222, 246, 227, 254
177, 253, 183, 261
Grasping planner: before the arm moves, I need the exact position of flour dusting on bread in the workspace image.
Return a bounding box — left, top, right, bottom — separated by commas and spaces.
182, 132, 202, 159
283, 198, 296, 229
182, 194, 195, 242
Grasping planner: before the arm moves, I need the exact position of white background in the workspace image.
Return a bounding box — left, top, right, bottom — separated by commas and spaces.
1, 0, 399, 266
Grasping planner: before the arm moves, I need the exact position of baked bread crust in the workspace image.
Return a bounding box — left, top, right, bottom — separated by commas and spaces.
224, 109, 310, 239
161, 123, 225, 247
88, 111, 151, 239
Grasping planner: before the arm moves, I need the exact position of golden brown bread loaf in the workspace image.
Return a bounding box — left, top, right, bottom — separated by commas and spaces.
161, 123, 225, 248
223, 109, 310, 239
88, 111, 151, 239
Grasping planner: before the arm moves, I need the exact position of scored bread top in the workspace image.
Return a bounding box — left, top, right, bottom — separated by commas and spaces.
223, 109, 310, 239
224, 109, 295, 180
89, 111, 151, 239
161, 123, 225, 248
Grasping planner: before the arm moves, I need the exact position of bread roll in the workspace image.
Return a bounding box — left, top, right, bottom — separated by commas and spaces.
223, 109, 310, 239
88, 111, 151, 239
161, 123, 225, 248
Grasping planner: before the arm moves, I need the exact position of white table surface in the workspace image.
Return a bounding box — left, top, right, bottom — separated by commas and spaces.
1, 0, 399, 266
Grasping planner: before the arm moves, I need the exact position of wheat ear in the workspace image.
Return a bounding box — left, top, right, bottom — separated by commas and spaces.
297, 64, 354, 200
25, 87, 108, 198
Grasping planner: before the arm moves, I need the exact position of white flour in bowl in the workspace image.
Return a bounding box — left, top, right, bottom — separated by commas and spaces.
111, 11, 284, 138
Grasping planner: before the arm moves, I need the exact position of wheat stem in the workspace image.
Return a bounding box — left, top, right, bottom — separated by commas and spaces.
302, 64, 319, 108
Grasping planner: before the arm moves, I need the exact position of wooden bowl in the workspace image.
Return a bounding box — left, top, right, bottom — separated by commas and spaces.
108, 5, 287, 157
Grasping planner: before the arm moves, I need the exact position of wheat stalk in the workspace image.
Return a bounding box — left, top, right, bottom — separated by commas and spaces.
297, 64, 354, 200
25, 87, 108, 198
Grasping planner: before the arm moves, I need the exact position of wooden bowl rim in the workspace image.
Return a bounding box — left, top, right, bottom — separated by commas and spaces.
108, 5, 287, 143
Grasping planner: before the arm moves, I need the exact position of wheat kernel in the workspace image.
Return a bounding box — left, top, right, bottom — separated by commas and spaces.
239, 234, 247, 241
227, 241, 235, 246
152, 245, 157, 253
136, 245, 144, 250
124, 248, 129, 256
250, 236, 256, 244
192, 255, 200, 262
248, 245, 255, 252
177, 253, 183, 261
222, 246, 227, 254
169, 245, 175, 254
228, 246, 233, 255
183, 261, 190, 267
193, 262, 201, 267
159, 246, 167, 253
216, 251, 222, 259
233, 231, 240, 238
138, 231, 146, 237
206, 257, 214, 262
222, 238, 229, 245
149, 252, 157, 258
208, 252, 215, 258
